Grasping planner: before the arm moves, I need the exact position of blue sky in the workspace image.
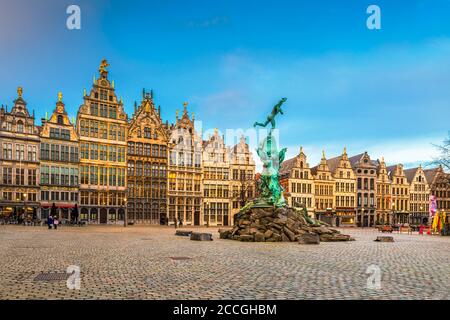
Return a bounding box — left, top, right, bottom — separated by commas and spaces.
0, 0, 449, 169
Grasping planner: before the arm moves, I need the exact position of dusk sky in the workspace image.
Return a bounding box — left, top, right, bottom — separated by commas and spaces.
0, 0, 449, 170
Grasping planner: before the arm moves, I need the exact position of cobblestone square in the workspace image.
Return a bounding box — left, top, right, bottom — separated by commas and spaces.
0, 225, 449, 300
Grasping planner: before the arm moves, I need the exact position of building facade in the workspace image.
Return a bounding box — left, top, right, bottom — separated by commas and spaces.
39, 93, 79, 220
405, 166, 430, 225
312, 151, 335, 224
0, 87, 40, 221
76, 61, 128, 224
127, 91, 169, 225
350, 152, 377, 227
229, 136, 256, 221
168, 103, 202, 226
376, 157, 392, 225
388, 164, 410, 224
279, 147, 315, 217
425, 166, 450, 217
327, 148, 357, 227
202, 129, 230, 226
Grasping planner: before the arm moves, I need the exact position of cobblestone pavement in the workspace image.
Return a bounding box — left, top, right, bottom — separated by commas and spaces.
0, 225, 449, 300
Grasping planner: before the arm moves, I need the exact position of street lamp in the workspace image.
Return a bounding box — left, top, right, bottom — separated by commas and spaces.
123, 197, 128, 227
392, 203, 396, 224
420, 206, 423, 225
23, 193, 27, 216
361, 207, 365, 228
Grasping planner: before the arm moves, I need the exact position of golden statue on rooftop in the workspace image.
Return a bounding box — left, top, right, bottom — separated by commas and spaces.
17, 86, 23, 98
99, 59, 110, 74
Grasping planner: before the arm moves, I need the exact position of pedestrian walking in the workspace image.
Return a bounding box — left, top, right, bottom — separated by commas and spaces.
174, 217, 178, 229
53, 218, 59, 230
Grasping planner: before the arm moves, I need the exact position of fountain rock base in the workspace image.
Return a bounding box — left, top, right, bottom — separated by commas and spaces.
219, 206, 355, 243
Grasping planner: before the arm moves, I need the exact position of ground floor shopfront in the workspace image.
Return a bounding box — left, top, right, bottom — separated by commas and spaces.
39, 203, 78, 221
376, 210, 393, 225
0, 202, 39, 221
355, 208, 376, 227
126, 199, 167, 225
394, 211, 429, 225
335, 208, 356, 227
79, 207, 126, 224
167, 196, 202, 226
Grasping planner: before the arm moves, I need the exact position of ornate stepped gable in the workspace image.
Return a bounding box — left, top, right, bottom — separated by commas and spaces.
311, 150, 333, 178
229, 135, 255, 165
0, 87, 39, 135
77, 60, 126, 121
40, 92, 78, 139
128, 90, 169, 142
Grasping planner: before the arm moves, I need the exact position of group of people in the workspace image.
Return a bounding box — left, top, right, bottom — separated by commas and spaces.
46, 215, 60, 230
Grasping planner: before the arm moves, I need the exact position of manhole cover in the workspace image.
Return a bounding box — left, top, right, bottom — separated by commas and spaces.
34, 273, 70, 282
169, 257, 192, 261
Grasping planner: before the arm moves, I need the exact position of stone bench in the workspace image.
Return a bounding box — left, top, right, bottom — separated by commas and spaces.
190, 232, 213, 241
175, 230, 193, 237
374, 236, 394, 242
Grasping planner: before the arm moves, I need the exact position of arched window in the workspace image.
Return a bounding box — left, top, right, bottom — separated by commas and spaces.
17, 121, 24, 133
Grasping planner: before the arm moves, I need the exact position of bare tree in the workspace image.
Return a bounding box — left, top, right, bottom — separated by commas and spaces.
433, 132, 450, 171
231, 174, 256, 208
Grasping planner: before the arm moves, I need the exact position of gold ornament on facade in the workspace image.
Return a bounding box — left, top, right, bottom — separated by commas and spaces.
17, 86, 23, 98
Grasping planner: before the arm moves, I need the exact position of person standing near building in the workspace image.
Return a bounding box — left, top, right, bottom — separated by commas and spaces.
47, 215, 53, 230
53, 217, 59, 230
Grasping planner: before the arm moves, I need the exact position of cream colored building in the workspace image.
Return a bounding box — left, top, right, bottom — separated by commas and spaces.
279, 147, 315, 217
312, 151, 335, 223
405, 166, 430, 225
376, 157, 392, 224
229, 136, 255, 222
0, 87, 40, 220
168, 103, 202, 226
76, 61, 128, 224
202, 129, 230, 226
387, 164, 410, 224
326, 148, 357, 227
39, 92, 79, 220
